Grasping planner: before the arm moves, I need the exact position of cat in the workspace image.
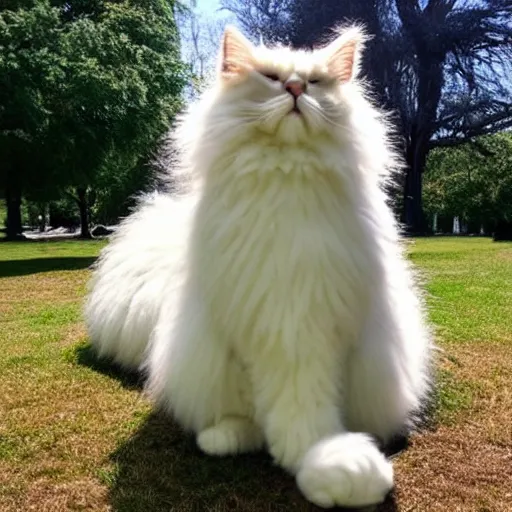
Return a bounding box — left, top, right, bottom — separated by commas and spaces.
85, 25, 432, 508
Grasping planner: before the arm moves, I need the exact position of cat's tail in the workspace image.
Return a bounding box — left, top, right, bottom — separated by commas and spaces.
84, 192, 193, 370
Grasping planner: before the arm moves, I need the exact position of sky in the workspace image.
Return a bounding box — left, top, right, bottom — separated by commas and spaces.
196, 0, 223, 16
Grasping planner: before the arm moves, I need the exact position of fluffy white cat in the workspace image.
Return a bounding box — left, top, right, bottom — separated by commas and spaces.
85, 25, 431, 508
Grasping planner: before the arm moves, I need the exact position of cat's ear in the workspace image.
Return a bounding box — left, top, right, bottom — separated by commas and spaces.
323, 26, 366, 83
220, 25, 255, 78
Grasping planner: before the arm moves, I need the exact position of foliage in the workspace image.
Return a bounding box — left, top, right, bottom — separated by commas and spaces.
0, 0, 187, 238
424, 132, 512, 228
90, 149, 154, 224
0, 2, 63, 194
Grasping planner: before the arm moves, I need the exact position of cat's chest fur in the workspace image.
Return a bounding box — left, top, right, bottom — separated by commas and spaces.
191, 146, 374, 353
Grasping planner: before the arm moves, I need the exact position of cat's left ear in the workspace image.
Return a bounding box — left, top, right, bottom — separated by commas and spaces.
220, 25, 255, 79
322, 26, 366, 83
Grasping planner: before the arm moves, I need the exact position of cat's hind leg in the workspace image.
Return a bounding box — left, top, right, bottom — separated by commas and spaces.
146, 300, 263, 455
85, 194, 193, 370
197, 416, 264, 456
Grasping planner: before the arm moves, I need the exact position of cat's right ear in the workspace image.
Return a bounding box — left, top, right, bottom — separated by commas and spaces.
220, 26, 255, 79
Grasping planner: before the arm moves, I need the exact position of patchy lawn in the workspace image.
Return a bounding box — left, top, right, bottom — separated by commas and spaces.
0, 237, 511, 512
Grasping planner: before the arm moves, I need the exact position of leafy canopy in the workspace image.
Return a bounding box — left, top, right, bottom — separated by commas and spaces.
0, 0, 187, 216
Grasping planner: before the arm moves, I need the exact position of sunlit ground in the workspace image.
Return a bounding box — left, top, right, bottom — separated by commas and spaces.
1, 237, 510, 511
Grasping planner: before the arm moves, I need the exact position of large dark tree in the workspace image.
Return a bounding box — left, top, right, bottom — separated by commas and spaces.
222, 0, 512, 234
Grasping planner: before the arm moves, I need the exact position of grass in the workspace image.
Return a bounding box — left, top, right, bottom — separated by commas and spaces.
0, 237, 511, 511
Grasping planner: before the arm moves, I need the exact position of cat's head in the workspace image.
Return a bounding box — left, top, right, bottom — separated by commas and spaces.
207, 25, 366, 144
175, 25, 394, 185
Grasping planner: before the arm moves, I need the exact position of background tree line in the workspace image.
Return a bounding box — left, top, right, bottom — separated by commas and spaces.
1, 0, 512, 240
424, 131, 512, 240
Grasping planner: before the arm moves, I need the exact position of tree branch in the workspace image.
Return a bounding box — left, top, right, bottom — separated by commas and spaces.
430, 115, 512, 149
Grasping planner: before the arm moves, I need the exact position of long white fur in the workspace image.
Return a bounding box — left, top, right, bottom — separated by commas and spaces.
85, 25, 431, 508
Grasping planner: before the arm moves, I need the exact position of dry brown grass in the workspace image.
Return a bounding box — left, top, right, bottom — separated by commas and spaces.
393, 342, 512, 512
0, 238, 511, 512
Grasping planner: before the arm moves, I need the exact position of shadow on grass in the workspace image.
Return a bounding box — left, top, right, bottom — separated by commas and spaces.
75, 347, 402, 511
73, 343, 144, 390
108, 411, 400, 512
0, 257, 97, 278
71, 347, 404, 511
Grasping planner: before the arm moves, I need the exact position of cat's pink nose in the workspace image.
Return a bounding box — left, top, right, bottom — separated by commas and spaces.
285, 80, 305, 98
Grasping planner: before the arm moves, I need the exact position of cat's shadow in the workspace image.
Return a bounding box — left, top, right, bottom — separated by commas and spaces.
108, 412, 401, 512
75, 343, 144, 390
81, 351, 399, 511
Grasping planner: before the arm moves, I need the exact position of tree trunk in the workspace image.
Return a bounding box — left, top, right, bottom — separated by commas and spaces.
493, 220, 512, 241
39, 203, 50, 232
394, 0, 448, 236
77, 187, 92, 239
403, 136, 428, 235
5, 185, 24, 240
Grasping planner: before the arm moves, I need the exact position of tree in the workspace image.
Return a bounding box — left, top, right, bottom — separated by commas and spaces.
177, 2, 230, 98
424, 132, 512, 239
222, 0, 512, 234
0, 0, 187, 239
0, 2, 64, 238
54, 0, 186, 237
220, 0, 293, 44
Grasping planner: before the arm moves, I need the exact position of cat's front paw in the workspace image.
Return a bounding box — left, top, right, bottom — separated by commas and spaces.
296, 433, 393, 509
197, 417, 264, 456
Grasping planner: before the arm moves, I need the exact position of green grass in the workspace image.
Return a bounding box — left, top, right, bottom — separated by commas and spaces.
410, 237, 512, 345
0, 239, 104, 262
0, 237, 511, 511
409, 238, 512, 427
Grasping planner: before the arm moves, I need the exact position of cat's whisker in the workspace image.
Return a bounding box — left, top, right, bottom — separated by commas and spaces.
255, 100, 293, 127
238, 97, 289, 116
302, 99, 351, 132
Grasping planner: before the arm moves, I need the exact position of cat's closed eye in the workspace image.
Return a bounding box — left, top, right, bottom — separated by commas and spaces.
262, 72, 280, 82
308, 78, 321, 84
